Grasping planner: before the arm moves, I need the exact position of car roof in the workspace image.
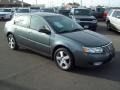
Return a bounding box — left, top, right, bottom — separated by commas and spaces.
112, 9, 120, 11
15, 12, 60, 17
72, 7, 89, 10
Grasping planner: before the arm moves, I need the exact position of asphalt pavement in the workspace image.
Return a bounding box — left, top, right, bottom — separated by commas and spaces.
0, 21, 120, 90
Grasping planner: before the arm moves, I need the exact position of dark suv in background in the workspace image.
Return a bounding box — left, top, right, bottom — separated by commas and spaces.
69, 8, 97, 31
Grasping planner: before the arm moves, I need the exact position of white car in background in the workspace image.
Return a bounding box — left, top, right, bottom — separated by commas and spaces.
14, 7, 30, 14
0, 8, 13, 20
106, 9, 120, 32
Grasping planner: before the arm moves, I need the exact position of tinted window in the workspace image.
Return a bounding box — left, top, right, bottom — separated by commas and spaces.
16, 9, 29, 13
4, 9, 11, 12
116, 11, 120, 17
14, 16, 30, 28
44, 15, 83, 33
96, 8, 105, 12
112, 11, 118, 17
30, 16, 48, 30
74, 9, 91, 16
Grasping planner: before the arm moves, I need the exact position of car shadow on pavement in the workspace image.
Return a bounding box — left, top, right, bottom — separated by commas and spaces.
71, 51, 120, 82
0, 80, 37, 90
17, 47, 120, 82
16, 47, 50, 59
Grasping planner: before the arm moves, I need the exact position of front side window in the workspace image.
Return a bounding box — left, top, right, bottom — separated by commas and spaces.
14, 15, 30, 28
30, 15, 48, 31
44, 15, 83, 33
16, 9, 29, 13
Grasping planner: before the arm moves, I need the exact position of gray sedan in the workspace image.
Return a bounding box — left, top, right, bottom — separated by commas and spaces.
4, 13, 115, 71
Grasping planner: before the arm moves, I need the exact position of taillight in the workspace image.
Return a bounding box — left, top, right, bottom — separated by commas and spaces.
103, 12, 107, 17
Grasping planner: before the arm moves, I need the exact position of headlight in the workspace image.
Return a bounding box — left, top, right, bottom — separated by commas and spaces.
92, 19, 97, 23
83, 47, 103, 53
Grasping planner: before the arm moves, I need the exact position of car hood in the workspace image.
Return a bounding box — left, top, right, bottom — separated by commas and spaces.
61, 30, 111, 47
74, 15, 96, 19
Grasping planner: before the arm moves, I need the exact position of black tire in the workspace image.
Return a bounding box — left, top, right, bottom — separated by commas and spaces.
54, 48, 74, 71
7, 34, 19, 50
107, 22, 112, 31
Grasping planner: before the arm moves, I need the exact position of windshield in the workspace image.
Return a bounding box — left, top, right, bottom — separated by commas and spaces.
74, 9, 91, 16
41, 8, 55, 13
0, 9, 11, 12
44, 15, 83, 33
16, 9, 29, 13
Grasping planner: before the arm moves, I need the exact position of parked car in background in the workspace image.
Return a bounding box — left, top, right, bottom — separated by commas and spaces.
41, 8, 56, 13
103, 8, 111, 20
92, 6, 105, 19
0, 8, 13, 20
70, 8, 97, 31
30, 7, 40, 13
14, 7, 30, 14
106, 9, 120, 32
58, 9, 70, 17
4, 12, 115, 71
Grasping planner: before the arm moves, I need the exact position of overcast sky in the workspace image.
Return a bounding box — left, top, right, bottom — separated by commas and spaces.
20, 0, 120, 7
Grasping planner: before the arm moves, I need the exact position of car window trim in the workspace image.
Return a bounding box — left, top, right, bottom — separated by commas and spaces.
29, 15, 52, 33
14, 15, 31, 28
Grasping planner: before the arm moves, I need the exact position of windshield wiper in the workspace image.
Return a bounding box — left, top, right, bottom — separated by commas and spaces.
70, 28, 83, 32
58, 28, 83, 34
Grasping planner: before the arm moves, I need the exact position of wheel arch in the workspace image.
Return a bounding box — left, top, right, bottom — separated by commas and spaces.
52, 45, 75, 63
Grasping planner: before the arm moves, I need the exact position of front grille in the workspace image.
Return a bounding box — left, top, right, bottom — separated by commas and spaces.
102, 42, 114, 54
0, 14, 5, 16
79, 18, 93, 21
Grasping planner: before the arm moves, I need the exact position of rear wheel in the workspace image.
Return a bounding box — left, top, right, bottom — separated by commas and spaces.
54, 48, 74, 71
7, 34, 19, 50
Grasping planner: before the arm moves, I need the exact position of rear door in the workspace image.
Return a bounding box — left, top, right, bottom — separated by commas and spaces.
115, 10, 120, 31
14, 15, 31, 46
110, 10, 118, 29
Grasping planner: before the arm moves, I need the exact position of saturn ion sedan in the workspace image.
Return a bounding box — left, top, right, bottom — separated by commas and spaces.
4, 12, 115, 71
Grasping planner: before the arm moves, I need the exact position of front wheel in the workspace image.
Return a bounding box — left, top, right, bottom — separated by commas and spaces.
54, 48, 74, 71
7, 34, 19, 50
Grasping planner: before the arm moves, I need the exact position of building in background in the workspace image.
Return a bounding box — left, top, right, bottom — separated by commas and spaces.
0, 0, 31, 7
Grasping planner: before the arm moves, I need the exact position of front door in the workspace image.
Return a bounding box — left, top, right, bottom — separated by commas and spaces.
29, 15, 51, 54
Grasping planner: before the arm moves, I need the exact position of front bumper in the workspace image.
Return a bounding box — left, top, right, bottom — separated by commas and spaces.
77, 22, 97, 31
0, 15, 11, 20
74, 43, 115, 67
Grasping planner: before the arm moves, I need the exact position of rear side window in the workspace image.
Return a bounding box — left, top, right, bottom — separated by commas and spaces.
14, 15, 30, 28
30, 15, 48, 31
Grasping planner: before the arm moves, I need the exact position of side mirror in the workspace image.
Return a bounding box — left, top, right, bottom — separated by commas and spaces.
38, 26, 51, 34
